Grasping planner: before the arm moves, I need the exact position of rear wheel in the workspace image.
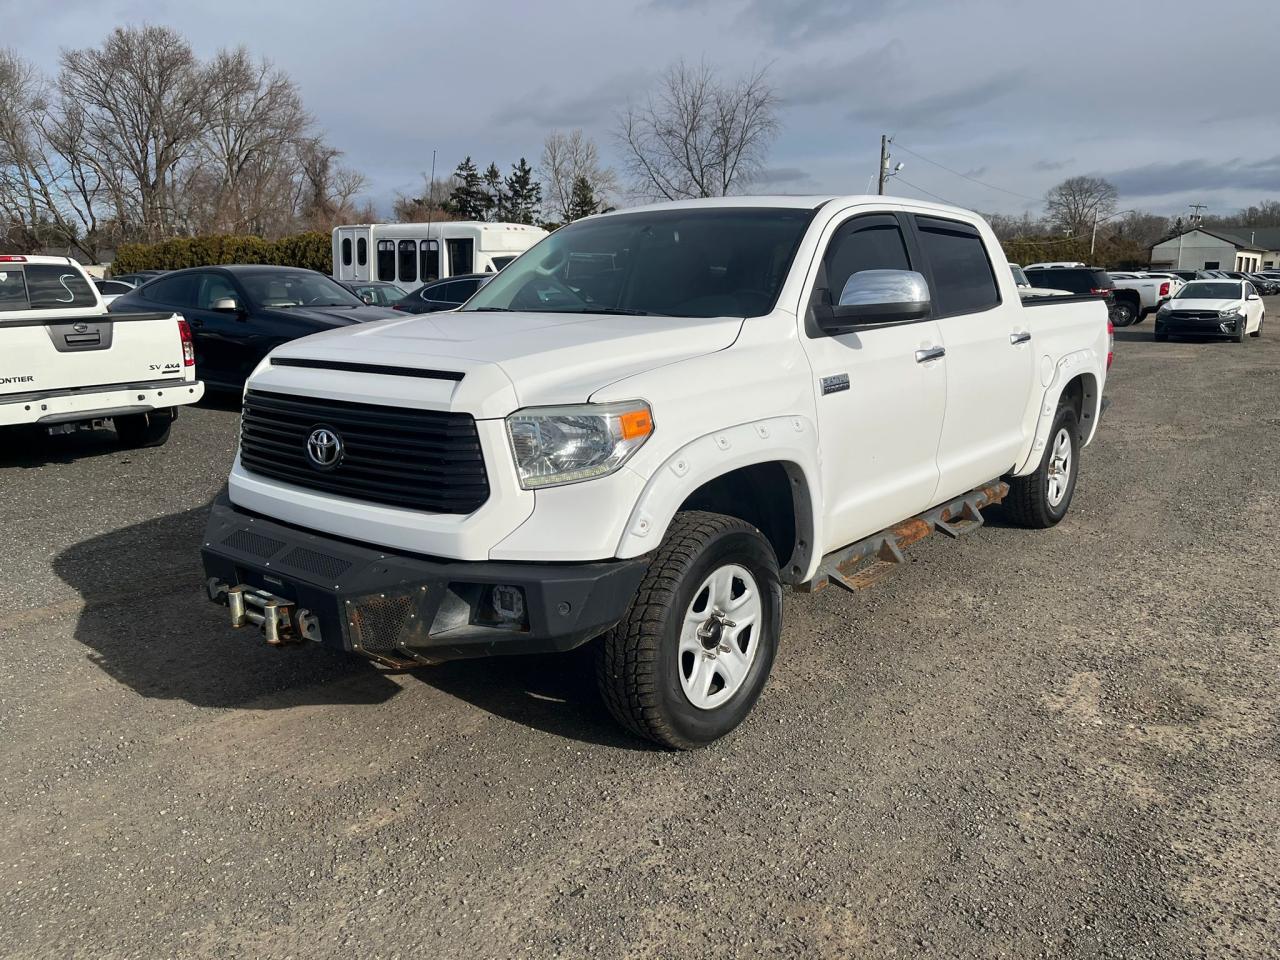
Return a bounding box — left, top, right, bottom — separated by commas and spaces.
1111, 299, 1138, 327
596, 511, 781, 749
115, 409, 174, 448
1003, 405, 1079, 529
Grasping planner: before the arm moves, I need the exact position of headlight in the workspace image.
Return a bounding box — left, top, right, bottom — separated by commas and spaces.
506, 400, 654, 489
1157, 304, 1171, 315
1219, 308, 1240, 318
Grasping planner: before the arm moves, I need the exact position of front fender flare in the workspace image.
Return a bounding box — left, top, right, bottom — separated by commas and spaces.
615, 415, 824, 584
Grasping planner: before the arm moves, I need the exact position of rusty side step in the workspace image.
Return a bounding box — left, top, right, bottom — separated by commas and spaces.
798, 480, 1009, 594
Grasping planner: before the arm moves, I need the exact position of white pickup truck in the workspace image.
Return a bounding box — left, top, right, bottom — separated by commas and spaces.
200, 196, 1111, 748
1107, 271, 1179, 326
0, 255, 204, 446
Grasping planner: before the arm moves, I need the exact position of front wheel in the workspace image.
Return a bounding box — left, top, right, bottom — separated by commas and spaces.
596, 511, 781, 749
1251, 314, 1264, 338
1003, 406, 1080, 528
115, 409, 174, 448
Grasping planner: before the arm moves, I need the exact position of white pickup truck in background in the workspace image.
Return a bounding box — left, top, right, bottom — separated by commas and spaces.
201, 196, 1111, 748
1108, 271, 1179, 326
0, 255, 204, 447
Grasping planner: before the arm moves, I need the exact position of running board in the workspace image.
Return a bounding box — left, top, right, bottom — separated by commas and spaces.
798, 480, 1009, 594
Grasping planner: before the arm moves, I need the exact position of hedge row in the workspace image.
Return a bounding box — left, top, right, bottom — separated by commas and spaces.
111, 232, 331, 275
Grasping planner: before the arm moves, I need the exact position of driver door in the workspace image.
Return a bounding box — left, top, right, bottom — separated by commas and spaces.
184, 271, 244, 387
799, 212, 948, 553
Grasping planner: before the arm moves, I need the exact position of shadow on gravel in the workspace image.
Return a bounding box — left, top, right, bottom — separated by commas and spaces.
52, 500, 400, 710
1113, 328, 1236, 344
1, 425, 131, 469
411, 647, 653, 751
195, 387, 244, 412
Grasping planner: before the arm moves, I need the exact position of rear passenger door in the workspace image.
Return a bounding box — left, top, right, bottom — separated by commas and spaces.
911, 215, 1035, 500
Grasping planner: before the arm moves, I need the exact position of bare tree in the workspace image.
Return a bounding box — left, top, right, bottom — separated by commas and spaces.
1044, 176, 1118, 236
393, 174, 453, 223
56, 26, 218, 241
192, 48, 311, 236
540, 129, 617, 222
616, 61, 779, 200
295, 136, 369, 231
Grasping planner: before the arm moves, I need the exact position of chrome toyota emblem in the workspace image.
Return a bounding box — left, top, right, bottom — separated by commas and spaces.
306, 427, 343, 469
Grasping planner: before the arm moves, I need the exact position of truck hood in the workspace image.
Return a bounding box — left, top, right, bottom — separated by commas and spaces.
263, 310, 745, 415
1166, 297, 1242, 312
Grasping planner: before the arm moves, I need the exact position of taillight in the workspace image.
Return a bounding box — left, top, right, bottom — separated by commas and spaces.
177, 318, 195, 366
0, 254, 26, 262
1090, 287, 1111, 296
1159, 281, 1170, 297
1107, 320, 1114, 370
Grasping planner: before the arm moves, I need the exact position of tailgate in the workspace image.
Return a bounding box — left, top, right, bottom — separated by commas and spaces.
0, 311, 186, 398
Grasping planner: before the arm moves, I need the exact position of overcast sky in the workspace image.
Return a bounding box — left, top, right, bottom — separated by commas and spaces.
10, 0, 1280, 219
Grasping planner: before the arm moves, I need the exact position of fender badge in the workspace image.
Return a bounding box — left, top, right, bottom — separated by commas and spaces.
821, 373, 850, 395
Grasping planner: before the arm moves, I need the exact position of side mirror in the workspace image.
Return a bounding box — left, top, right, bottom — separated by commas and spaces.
1247, 293, 1260, 301
813, 269, 931, 334
211, 297, 241, 313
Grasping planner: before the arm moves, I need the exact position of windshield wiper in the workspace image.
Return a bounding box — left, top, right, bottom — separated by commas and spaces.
467, 306, 513, 312
569, 307, 668, 317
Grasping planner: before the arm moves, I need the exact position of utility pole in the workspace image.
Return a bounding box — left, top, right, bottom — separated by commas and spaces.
877, 135, 888, 195
1188, 203, 1206, 227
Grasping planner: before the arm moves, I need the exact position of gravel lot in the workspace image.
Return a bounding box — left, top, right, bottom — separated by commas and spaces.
2, 309, 1278, 959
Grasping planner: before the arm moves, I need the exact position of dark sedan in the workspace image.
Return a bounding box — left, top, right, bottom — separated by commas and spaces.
108, 265, 401, 389
392, 274, 492, 314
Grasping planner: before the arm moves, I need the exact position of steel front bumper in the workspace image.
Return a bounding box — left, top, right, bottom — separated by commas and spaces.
0, 378, 204, 427
200, 495, 648, 666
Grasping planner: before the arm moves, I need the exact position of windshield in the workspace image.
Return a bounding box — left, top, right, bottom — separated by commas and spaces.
241, 272, 365, 308
460, 207, 816, 318
1177, 281, 1242, 300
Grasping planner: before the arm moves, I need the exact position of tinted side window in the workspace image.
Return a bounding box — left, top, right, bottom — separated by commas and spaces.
420, 240, 440, 282
376, 240, 395, 281
398, 240, 417, 284
357, 237, 368, 266
341, 237, 352, 266
821, 214, 912, 306
453, 278, 482, 302
913, 217, 999, 316
422, 282, 452, 302
24, 264, 97, 308
195, 273, 238, 310
0, 268, 28, 311
447, 238, 474, 276
142, 274, 199, 307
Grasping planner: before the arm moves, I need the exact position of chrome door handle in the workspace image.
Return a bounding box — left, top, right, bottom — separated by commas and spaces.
1010, 331, 1031, 345
914, 346, 945, 363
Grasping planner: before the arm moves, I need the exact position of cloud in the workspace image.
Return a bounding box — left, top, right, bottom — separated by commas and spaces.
1107, 156, 1280, 197
647, 0, 923, 43
753, 166, 816, 188
1033, 158, 1073, 172
847, 69, 1025, 130
776, 42, 901, 107
490, 70, 653, 130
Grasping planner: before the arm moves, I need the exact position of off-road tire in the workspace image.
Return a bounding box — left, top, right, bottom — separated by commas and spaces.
1003, 406, 1080, 529
115, 409, 174, 448
596, 511, 781, 750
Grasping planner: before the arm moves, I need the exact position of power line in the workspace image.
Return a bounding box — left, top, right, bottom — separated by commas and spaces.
893, 176, 955, 205
891, 142, 1043, 203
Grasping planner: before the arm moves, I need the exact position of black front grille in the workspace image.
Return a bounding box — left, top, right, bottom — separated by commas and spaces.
239, 390, 489, 514
1168, 310, 1220, 320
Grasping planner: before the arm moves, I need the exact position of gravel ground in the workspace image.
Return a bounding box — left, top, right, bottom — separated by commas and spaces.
1, 310, 1278, 959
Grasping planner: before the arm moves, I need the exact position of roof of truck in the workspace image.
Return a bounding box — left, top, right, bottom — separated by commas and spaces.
603, 194, 986, 221
0, 254, 82, 266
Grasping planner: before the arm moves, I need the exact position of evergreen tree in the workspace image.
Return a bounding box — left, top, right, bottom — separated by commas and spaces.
504, 157, 542, 226
444, 157, 487, 220
565, 175, 599, 222
482, 162, 506, 221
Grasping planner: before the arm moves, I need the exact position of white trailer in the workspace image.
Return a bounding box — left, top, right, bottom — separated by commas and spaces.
332, 222, 547, 292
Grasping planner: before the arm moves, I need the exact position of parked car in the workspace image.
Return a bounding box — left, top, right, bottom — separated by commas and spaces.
93, 277, 135, 305
335, 279, 408, 306
391, 273, 492, 313
200, 196, 1111, 749
1024, 266, 1119, 321
1154, 279, 1265, 342
107, 265, 402, 390
1009, 262, 1070, 299
1243, 273, 1278, 295
109, 270, 167, 285
0, 254, 203, 447
1106, 271, 1176, 325
1156, 269, 1199, 282
1023, 261, 1086, 270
